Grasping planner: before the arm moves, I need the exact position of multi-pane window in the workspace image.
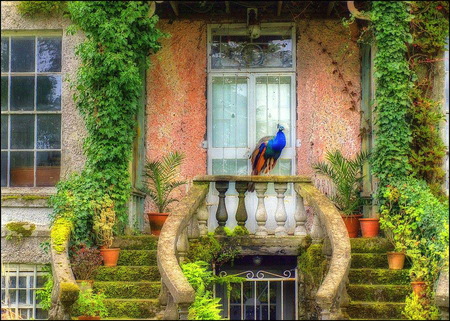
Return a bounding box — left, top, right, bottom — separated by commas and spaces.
1, 35, 62, 187
1, 264, 49, 320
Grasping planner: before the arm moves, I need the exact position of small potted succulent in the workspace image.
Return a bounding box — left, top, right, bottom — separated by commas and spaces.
71, 244, 103, 288
313, 150, 369, 238
92, 195, 120, 266
73, 284, 109, 320
143, 152, 186, 235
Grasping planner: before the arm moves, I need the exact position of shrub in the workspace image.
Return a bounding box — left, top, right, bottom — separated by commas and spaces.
72, 285, 108, 318
70, 245, 103, 280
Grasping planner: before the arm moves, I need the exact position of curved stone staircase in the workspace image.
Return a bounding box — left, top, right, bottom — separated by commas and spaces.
84, 235, 163, 320
347, 238, 410, 320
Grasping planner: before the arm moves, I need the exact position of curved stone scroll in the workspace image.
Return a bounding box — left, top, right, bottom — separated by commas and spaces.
48, 218, 80, 320
295, 183, 351, 320
157, 182, 209, 320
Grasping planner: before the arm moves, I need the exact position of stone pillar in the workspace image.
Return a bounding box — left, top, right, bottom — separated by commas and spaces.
196, 201, 209, 237
235, 181, 248, 228
294, 193, 307, 236
255, 182, 268, 236
176, 226, 189, 263
274, 182, 288, 236
311, 212, 324, 243
215, 181, 229, 235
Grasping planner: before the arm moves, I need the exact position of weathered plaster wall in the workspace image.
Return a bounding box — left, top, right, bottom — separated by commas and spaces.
296, 20, 361, 176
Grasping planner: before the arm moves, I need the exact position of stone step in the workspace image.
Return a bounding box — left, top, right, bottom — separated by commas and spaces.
347, 284, 410, 302
117, 250, 157, 266
348, 268, 410, 285
350, 237, 393, 253
351, 253, 411, 269
93, 281, 161, 299
95, 266, 160, 282
104, 299, 160, 319
346, 301, 405, 319
112, 235, 158, 251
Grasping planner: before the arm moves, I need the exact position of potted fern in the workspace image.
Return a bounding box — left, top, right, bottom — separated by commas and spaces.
144, 152, 186, 235
313, 150, 368, 238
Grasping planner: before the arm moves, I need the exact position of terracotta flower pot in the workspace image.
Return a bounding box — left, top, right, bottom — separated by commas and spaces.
147, 212, 169, 236
411, 281, 427, 296
99, 248, 120, 267
78, 316, 101, 320
341, 214, 363, 238
359, 218, 379, 238
387, 252, 406, 270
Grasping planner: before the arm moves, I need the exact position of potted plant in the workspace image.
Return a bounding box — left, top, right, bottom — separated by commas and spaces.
92, 195, 120, 267
313, 150, 368, 238
71, 244, 103, 288
383, 228, 407, 270
409, 257, 429, 296
73, 284, 109, 320
143, 151, 186, 235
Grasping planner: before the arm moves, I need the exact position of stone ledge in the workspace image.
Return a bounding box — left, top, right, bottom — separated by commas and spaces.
193, 175, 311, 183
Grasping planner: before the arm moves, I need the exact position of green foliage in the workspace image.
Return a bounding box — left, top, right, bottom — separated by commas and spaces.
50, 218, 73, 253
72, 284, 109, 318
5, 222, 36, 241
404, 292, 440, 320
35, 271, 53, 311
49, 2, 165, 246
17, 1, 67, 16
92, 195, 116, 248
313, 150, 369, 215
370, 1, 414, 185
143, 152, 186, 213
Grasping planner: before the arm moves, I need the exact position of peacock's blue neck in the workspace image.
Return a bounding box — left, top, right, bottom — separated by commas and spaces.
271, 130, 286, 151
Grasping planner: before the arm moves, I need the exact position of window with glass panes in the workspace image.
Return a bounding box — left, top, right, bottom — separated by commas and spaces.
1, 265, 49, 320
1, 34, 62, 187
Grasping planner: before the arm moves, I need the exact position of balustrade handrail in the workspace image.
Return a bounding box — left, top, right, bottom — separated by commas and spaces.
194, 175, 311, 183
295, 182, 351, 319
157, 182, 209, 319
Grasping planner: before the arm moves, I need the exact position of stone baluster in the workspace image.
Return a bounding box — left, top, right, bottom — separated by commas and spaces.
255, 182, 268, 236
235, 182, 248, 228
294, 193, 307, 236
178, 303, 190, 320
215, 181, 229, 235
187, 215, 200, 241
176, 226, 189, 263
196, 200, 209, 237
310, 211, 324, 243
274, 182, 288, 236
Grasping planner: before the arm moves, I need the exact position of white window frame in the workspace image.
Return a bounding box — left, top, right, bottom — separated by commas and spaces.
206, 23, 297, 176
1, 264, 49, 320
1, 31, 63, 188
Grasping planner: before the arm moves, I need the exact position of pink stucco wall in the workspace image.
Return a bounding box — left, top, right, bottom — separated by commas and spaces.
146, 19, 361, 182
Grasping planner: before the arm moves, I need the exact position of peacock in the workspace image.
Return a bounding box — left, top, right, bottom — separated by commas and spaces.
248, 124, 286, 192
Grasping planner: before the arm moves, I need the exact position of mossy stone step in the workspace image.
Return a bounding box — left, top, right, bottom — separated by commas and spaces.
346, 301, 405, 319
351, 253, 411, 269
348, 268, 410, 285
350, 238, 393, 253
104, 298, 160, 319
112, 235, 158, 251
117, 250, 157, 266
348, 284, 410, 302
95, 266, 160, 282
93, 281, 161, 299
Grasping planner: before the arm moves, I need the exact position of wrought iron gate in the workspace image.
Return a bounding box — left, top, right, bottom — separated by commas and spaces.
214, 268, 298, 320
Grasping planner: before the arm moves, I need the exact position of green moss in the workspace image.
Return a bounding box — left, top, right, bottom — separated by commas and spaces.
350, 237, 394, 253
92, 281, 160, 299
5, 222, 36, 241
51, 218, 72, 253
298, 244, 328, 287
2, 195, 50, 201
59, 282, 80, 303
104, 299, 159, 319
117, 250, 157, 266
17, 1, 67, 17
351, 253, 411, 269
347, 284, 410, 302
94, 266, 160, 282
347, 302, 406, 319
111, 236, 158, 251
232, 226, 249, 236
348, 268, 410, 285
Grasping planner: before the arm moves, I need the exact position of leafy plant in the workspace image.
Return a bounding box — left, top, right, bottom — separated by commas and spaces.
143, 151, 186, 213
313, 150, 369, 215
72, 285, 109, 318
92, 195, 116, 248
17, 1, 67, 16
36, 272, 53, 311
70, 244, 103, 280
404, 292, 440, 320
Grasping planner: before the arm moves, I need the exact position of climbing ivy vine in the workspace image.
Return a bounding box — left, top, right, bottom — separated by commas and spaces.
47, 2, 165, 245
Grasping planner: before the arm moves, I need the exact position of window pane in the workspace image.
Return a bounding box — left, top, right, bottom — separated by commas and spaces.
10, 76, 35, 111
9, 290, 17, 304
212, 159, 248, 175
1, 37, 9, 72
11, 115, 34, 149
10, 151, 34, 187
18, 289, 26, 304
37, 37, 62, 72
1, 76, 8, 111
37, 114, 61, 149
1, 151, 7, 187
1, 115, 7, 149
36, 151, 60, 187
11, 37, 35, 72
18, 277, 26, 289
36, 276, 46, 288
37, 75, 61, 110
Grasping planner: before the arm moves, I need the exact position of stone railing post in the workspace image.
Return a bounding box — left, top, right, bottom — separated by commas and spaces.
187, 215, 200, 241
294, 193, 307, 236
274, 182, 288, 236
176, 226, 189, 263
255, 182, 268, 236
215, 181, 229, 234
196, 201, 209, 237
310, 211, 324, 243
235, 181, 248, 228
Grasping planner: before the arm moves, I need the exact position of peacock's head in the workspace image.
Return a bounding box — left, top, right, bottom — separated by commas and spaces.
277, 124, 285, 131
